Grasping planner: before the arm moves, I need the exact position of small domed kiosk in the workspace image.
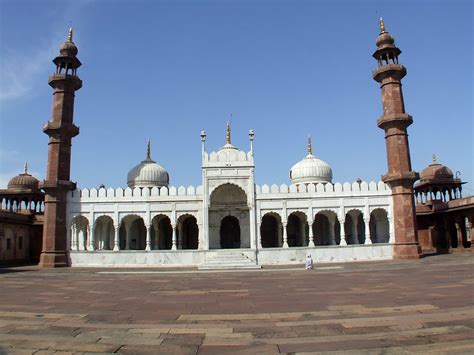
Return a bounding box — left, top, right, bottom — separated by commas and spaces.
414, 154, 463, 203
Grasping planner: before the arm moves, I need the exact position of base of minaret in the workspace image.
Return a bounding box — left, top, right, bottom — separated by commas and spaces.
393, 242, 422, 259
39, 252, 69, 268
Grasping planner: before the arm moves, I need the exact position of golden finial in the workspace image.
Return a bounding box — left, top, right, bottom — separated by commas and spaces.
432, 153, 437, 163
307, 135, 313, 155
68, 27, 73, 42
379, 17, 386, 34
226, 121, 231, 145
146, 139, 151, 160
24, 161, 28, 174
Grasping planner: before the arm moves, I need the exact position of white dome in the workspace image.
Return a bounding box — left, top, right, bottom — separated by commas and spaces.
290, 137, 332, 185
127, 158, 169, 188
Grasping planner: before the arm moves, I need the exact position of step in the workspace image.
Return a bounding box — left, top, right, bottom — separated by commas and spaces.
198, 252, 261, 270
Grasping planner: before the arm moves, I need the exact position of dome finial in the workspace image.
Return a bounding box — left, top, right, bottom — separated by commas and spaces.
226, 121, 231, 145
146, 139, 151, 160
432, 153, 437, 163
307, 134, 313, 155
24, 161, 28, 174
68, 27, 73, 42
379, 17, 386, 34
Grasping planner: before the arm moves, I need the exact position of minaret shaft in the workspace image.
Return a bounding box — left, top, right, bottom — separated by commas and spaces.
372, 22, 421, 259
39, 30, 82, 268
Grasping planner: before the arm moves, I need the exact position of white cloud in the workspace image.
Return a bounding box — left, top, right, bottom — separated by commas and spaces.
0, 37, 62, 101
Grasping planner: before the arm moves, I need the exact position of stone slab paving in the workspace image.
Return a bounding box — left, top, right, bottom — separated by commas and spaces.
0, 253, 472, 354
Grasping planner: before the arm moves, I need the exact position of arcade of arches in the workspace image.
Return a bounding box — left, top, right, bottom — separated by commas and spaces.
69, 214, 199, 251
70, 208, 391, 251
259, 209, 390, 248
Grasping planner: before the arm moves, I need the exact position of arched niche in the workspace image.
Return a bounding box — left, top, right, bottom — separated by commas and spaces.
177, 214, 199, 250
151, 214, 173, 250
260, 212, 282, 248
369, 208, 389, 243
94, 215, 114, 250
344, 209, 365, 245
313, 210, 340, 246
287, 211, 308, 247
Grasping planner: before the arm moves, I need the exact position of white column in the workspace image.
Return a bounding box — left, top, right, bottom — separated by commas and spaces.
388, 217, 395, 243
197, 224, 202, 250
257, 222, 262, 249
89, 225, 95, 251
125, 223, 131, 250
308, 220, 315, 247
145, 224, 152, 251
71, 224, 78, 250
339, 219, 347, 246
249, 206, 257, 250
282, 222, 289, 248
364, 218, 372, 245
113, 224, 120, 251
171, 224, 177, 250
78, 228, 85, 251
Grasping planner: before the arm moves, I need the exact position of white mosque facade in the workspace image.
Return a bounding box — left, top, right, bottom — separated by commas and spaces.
67, 125, 394, 267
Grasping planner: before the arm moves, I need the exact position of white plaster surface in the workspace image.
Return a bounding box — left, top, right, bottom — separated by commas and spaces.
69, 245, 393, 267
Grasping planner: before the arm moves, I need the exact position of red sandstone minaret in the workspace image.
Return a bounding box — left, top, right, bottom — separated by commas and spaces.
372, 19, 421, 259
39, 28, 82, 267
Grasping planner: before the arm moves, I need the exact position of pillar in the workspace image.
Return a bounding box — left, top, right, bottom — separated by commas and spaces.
339, 219, 347, 246
308, 220, 315, 247
113, 224, 120, 251
145, 224, 152, 251
88, 225, 95, 251
282, 222, 288, 248
171, 224, 177, 250
364, 218, 372, 245
71, 224, 78, 250
257, 222, 262, 249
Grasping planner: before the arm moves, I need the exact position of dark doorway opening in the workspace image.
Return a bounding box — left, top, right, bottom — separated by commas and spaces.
220, 216, 240, 249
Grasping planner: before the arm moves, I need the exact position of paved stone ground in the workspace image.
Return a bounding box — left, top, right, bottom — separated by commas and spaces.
0, 253, 473, 354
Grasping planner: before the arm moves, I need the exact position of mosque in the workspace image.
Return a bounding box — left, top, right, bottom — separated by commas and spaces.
0, 20, 472, 267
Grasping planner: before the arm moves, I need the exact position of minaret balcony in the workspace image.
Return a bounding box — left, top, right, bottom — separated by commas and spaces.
377, 113, 413, 130
48, 74, 82, 90
43, 121, 79, 138
372, 64, 406, 82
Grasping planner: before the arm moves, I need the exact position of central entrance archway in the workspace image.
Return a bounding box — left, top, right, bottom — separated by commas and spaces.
220, 215, 241, 248
209, 183, 249, 249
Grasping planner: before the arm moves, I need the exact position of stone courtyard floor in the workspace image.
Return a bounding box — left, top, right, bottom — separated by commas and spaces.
0, 253, 473, 354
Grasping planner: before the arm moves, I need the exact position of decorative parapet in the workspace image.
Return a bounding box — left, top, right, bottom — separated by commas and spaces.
69, 185, 204, 202
256, 181, 391, 198
202, 150, 254, 167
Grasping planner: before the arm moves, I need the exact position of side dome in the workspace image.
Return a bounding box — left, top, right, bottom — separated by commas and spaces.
290, 137, 333, 185
419, 155, 454, 182
7, 163, 39, 191
127, 141, 169, 188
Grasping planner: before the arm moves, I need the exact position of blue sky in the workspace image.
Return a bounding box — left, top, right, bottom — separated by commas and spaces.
0, 0, 472, 194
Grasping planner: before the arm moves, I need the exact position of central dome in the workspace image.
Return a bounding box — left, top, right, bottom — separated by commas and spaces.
290, 136, 333, 185
127, 141, 169, 188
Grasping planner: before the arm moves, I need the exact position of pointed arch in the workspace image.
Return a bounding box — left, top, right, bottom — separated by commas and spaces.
151, 214, 172, 250
261, 212, 282, 248
177, 214, 199, 250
